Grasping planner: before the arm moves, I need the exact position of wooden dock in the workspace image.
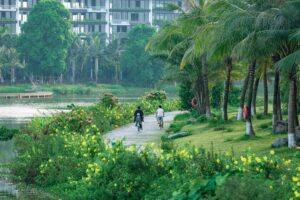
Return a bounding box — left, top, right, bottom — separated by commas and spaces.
0, 92, 53, 99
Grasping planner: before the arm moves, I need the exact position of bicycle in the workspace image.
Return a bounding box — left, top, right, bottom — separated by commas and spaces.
157, 116, 164, 129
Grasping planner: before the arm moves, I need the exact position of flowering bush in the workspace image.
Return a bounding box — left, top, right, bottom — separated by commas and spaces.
101, 93, 119, 108
144, 90, 167, 102
12, 96, 300, 199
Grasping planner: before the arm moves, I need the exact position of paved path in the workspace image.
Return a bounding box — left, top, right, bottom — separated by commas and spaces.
104, 111, 181, 146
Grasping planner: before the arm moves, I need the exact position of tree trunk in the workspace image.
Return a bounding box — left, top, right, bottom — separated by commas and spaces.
278, 83, 283, 121
272, 71, 280, 132
71, 60, 76, 84
59, 73, 63, 84
90, 66, 93, 80
263, 64, 268, 116
288, 72, 296, 148
195, 77, 202, 115
237, 66, 250, 120
223, 57, 232, 121
0, 71, 4, 83
245, 60, 256, 136
94, 57, 99, 84
11, 67, 15, 84
294, 79, 299, 127
251, 76, 260, 116
201, 54, 211, 118
115, 64, 119, 84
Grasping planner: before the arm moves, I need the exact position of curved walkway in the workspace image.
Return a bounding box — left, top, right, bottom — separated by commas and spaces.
104, 111, 181, 146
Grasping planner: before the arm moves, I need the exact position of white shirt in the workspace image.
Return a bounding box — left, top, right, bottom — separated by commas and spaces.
156, 108, 164, 117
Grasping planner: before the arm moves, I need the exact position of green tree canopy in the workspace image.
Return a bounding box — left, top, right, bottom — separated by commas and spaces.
18, 0, 72, 76
121, 24, 165, 87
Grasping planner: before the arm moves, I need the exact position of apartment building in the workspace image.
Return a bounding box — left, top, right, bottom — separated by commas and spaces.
0, 0, 185, 39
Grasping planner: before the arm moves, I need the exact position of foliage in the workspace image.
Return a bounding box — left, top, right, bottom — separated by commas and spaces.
100, 93, 119, 108
211, 81, 224, 109
12, 126, 300, 200
178, 80, 194, 110
18, 0, 72, 76
121, 24, 166, 87
144, 90, 167, 102
228, 86, 241, 106
0, 126, 19, 141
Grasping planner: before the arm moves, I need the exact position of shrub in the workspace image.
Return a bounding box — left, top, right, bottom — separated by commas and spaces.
144, 90, 167, 102
229, 86, 241, 106
211, 81, 224, 108
178, 81, 194, 110
0, 126, 19, 141
101, 93, 119, 108
215, 176, 290, 200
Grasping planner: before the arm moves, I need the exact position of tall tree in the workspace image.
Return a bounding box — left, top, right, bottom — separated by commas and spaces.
18, 0, 72, 79
0, 47, 23, 84
122, 24, 164, 87
88, 34, 103, 84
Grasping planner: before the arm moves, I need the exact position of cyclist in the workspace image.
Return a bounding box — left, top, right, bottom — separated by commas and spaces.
156, 105, 164, 128
134, 106, 144, 130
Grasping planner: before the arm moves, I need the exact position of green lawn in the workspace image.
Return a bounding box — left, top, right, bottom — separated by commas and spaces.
169, 105, 299, 160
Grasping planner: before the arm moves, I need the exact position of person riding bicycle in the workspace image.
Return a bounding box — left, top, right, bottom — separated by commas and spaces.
134, 106, 144, 130
156, 105, 164, 127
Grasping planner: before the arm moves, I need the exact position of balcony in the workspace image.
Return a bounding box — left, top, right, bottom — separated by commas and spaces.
86, 6, 106, 13
0, 18, 17, 24
72, 19, 107, 25
110, 8, 150, 12
0, 5, 16, 11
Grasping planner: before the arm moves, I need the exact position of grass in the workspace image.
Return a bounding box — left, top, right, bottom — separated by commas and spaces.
169, 105, 299, 160
0, 83, 178, 98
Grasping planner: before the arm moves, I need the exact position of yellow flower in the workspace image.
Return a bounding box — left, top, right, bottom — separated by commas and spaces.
226, 165, 230, 169
216, 159, 220, 164
284, 160, 292, 166
82, 141, 87, 146
240, 156, 247, 163
263, 156, 268, 162
234, 160, 238, 165
255, 157, 261, 163
294, 191, 300, 198
293, 177, 299, 182
297, 182, 300, 187
270, 150, 275, 155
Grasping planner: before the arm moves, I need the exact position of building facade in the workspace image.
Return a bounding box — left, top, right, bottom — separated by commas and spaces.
0, 0, 186, 39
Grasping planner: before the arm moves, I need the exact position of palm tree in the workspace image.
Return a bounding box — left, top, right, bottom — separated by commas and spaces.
67, 36, 80, 84
77, 38, 89, 81
0, 47, 23, 84
88, 35, 103, 84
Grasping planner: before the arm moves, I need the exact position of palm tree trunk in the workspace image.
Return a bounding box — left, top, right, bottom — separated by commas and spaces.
11, 67, 15, 84
245, 60, 256, 136
294, 79, 299, 127
237, 66, 250, 120
263, 64, 268, 116
0, 71, 4, 83
201, 54, 211, 118
272, 71, 280, 132
71, 60, 76, 84
288, 72, 296, 148
278, 84, 283, 121
95, 57, 99, 84
223, 56, 232, 121
251, 76, 260, 116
